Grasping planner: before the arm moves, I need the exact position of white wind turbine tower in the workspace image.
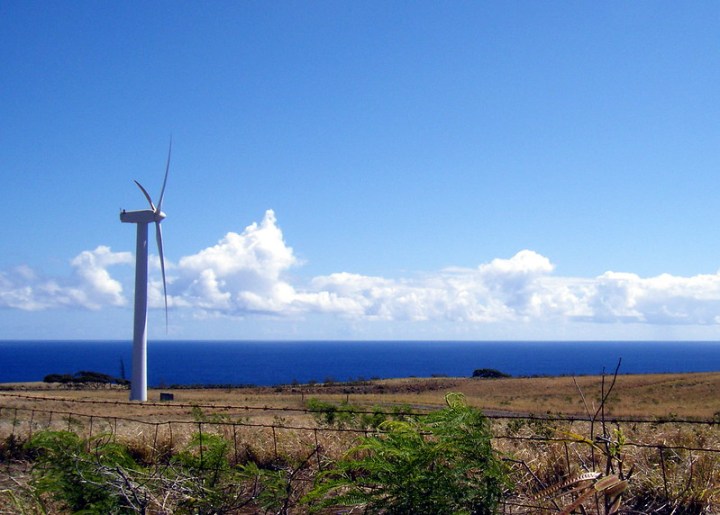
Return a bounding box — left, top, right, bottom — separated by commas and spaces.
120, 144, 171, 402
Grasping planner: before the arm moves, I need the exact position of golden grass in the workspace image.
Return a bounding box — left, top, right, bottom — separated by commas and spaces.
454, 372, 720, 418
2, 371, 720, 420
263, 372, 720, 419
2, 373, 720, 513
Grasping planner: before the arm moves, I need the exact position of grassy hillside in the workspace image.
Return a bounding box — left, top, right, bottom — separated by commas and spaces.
2, 371, 720, 419
1, 373, 720, 513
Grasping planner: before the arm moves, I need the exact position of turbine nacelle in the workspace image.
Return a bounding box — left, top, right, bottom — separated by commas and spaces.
120, 209, 161, 224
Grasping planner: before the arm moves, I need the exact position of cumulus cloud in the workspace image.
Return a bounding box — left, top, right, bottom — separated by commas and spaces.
171, 210, 299, 314
303, 251, 562, 323
582, 271, 720, 324
0, 246, 132, 310
5, 211, 720, 330
164, 211, 720, 327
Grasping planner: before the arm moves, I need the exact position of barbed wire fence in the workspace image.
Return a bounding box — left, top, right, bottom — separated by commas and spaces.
1, 392, 720, 513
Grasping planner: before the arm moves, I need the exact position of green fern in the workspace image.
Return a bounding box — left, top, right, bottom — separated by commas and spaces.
304, 393, 510, 514
25, 430, 139, 513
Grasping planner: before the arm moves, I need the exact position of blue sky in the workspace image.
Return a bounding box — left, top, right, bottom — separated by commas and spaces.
1, 1, 719, 340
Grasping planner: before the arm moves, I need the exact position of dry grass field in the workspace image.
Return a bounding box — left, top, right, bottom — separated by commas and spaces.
2, 373, 720, 513
3, 371, 718, 420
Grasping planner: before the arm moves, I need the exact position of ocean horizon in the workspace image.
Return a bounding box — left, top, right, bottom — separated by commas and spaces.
1, 340, 720, 387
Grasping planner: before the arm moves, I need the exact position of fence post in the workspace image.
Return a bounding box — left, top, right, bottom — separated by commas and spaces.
272, 425, 278, 460
314, 428, 322, 471
28, 410, 35, 439
233, 424, 239, 465
198, 422, 204, 470
153, 423, 160, 461
659, 446, 669, 499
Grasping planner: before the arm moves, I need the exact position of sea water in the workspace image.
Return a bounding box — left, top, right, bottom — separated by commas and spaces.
1, 340, 720, 387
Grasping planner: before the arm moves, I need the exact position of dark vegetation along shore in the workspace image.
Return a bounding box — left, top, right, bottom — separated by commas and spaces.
1, 371, 719, 513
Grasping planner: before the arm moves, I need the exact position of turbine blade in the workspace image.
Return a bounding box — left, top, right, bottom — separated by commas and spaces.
157, 138, 171, 212
155, 221, 169, 332
134, 180, 156, 211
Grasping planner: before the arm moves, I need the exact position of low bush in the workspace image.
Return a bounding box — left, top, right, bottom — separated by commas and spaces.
26, 430, 139, 513
304, 393, 510, 514
306, 397, 408, 430
472, 368, 511, 379
42, 370, 129, 386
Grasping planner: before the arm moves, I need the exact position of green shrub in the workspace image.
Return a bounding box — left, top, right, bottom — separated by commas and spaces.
237, 461, 292, 514
307, 398, 395, 430
173, 431, 230, 486
304, 393, 510, 514
26, 430, 139, 513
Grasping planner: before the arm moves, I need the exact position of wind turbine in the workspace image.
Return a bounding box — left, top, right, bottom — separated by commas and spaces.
120, 143, 171, 402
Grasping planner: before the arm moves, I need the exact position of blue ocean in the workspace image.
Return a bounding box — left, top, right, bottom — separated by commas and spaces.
1, 340, 720, 387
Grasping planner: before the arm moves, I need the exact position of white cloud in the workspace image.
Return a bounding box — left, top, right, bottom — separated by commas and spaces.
0, 246, 132, 311
179, 210, 296, 279
171, 210, 299, 315
5, 211, 720, 334
302, 251, 561, 323
579, 271, 720, 325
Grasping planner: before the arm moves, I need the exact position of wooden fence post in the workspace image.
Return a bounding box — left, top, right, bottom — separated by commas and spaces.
314, 428, 322, 471
659, 446, 669, 500
272, 425, 278, 460
28, 410, 35, 439
233, 424, 239, 465
198, 422, 204, 469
